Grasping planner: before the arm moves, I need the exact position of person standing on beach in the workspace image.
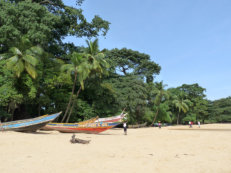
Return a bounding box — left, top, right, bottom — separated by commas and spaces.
198, 121, 200, 128
123, 122, 127, 135
158, 121, 162, 129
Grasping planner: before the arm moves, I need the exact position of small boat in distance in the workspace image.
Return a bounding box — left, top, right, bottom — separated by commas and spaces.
128, 122, 147, 128
0, 112, 62, 132
95, 112, 127, 123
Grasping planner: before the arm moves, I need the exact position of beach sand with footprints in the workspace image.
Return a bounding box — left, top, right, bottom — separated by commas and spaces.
0, 124, 231, 173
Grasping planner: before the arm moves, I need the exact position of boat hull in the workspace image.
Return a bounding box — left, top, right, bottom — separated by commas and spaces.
45, 122, 120, 134
0, 112, 62, 132
12, 122, 49, 132
41, 116, 99, 131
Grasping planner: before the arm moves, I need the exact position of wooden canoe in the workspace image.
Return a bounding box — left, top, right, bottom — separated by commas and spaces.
128, 122, 147, 128
95, 113, 127, 123
42, 116, 99, 131
44, 122, 121, 134
0, 112, 62, 132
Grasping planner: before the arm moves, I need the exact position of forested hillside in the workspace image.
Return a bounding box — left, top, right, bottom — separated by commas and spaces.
0, 0, 230, 124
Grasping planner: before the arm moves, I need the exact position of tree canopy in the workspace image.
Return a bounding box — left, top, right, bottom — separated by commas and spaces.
0, 0, 230, 124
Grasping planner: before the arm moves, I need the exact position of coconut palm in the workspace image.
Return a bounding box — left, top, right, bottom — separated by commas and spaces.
151, 81, 169, 125
85, 39, 100, 56
61, 52, 89, 122
85, 39, 109, 77
3, 37, 43, 79
173, 93, 191, 124
65, 39, 109, 122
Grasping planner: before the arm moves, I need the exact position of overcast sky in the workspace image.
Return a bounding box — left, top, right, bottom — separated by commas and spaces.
63, 0, 231, 100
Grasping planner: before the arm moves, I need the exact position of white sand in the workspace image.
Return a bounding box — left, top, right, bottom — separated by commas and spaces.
0, 124, 231, 173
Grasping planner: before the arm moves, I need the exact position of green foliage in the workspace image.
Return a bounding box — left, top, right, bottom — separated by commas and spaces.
104, 48, 160, 82
68, 99, 96, 122
0, 60, 23, 119
106, 75, 148, 123
182, 113, 196, 123
143, 107, 155, 124
2, 37, 43, 79
0, 0, 59, 51
0, 0, 230, 125
208, 97, 231, 122
154, 103, 172, 123
168, 84, 209, 124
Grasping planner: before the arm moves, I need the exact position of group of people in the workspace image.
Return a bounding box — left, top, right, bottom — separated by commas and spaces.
123, 120, 201, 135
189, 121, 200, 128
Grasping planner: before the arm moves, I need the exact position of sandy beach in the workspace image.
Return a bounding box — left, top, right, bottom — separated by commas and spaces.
0, 124, 231, 173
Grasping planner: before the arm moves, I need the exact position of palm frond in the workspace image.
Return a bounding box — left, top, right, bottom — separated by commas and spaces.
14, 59, 24, 78
9, 47, 22, 56
29, 46, 43, 56
61, 64, 74, 73
25, 62, 37, 79
7, 55, 19, 68
23, 55, 38, 66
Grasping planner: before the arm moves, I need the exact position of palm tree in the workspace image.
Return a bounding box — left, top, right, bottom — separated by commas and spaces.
173, 93, 191, 124
85, 39, 100, 56
65, 39, 109, 123
85, 39, 109, 77
61, 52, 88, 122
151, 81, 169, 125
3, 37, 43, 79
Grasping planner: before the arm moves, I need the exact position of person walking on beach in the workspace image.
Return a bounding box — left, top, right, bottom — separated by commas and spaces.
189, 121, 192, 128
198, 121, 200, 128
123, 122, 127, 135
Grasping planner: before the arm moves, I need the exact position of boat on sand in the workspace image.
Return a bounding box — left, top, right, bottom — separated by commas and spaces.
0, 112, 61, 132
41, 116, 98, 131
45, 121, 121, 134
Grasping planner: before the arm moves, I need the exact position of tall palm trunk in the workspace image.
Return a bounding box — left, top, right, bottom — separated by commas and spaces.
66, 86, 82, 123
151, 107, 159, 126
177, 112, 180, 125
38, 103, 41, 116
61, 71, 77, 122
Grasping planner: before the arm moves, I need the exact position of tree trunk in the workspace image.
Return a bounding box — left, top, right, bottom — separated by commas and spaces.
66, 86, 82, 123
177, 112, 180, 125
38, 103, 41, 116
61, 71, 77, 122
151, 108, 159, 126
10, 108, 15, 121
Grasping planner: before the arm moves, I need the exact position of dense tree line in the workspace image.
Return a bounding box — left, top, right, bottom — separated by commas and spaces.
0, 0, 230, 124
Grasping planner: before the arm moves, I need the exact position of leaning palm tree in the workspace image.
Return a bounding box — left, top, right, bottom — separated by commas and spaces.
61, 52, 88, 122
151, 81, 169, 125
65, 39, 109, 123
3, 37, 43, 79
173, 94, 191, 124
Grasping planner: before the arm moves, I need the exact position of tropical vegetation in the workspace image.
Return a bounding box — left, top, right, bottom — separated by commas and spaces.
0, 0, 230, 124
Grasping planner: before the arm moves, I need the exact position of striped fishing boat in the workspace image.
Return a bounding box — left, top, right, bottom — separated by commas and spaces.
0, 112, 62, 132
41, 116, 99, 131
45, 121, 121, 134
